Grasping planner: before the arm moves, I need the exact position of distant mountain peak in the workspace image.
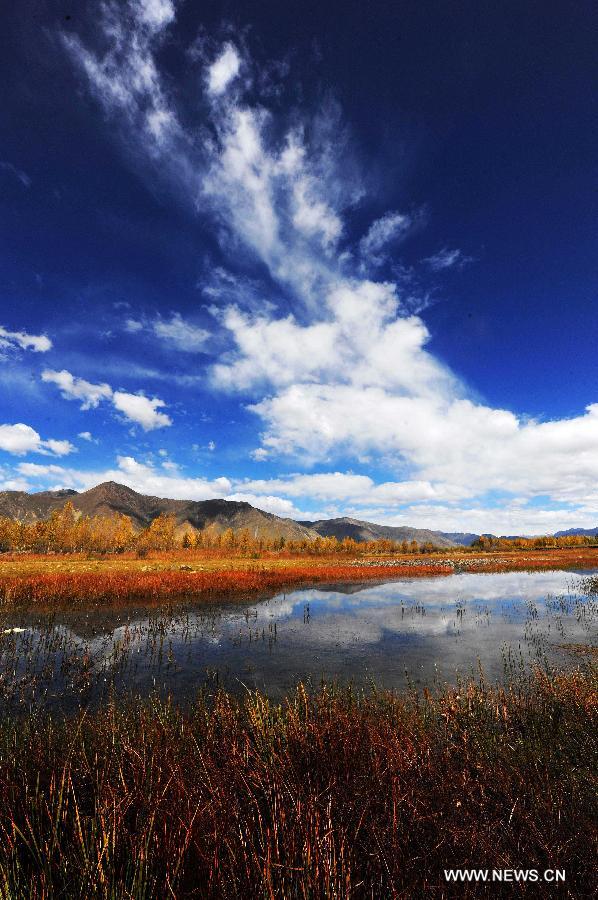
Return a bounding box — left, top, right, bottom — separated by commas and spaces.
298, 516, 460, 548
0, 481, 318, 541
84, 481, 141, 498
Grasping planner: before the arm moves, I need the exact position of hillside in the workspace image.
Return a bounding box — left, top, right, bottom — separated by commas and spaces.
298, 516, 459, 548
554, 526, 598, 538
0, 482, 318, 542
439, 531, 480, 547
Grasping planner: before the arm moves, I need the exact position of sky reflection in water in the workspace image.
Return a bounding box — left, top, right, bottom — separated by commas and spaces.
1, 569, 595, 709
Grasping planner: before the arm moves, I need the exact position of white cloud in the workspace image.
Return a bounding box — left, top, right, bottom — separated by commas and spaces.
42, 369, 113, 409
0, 479, 31, 492
224, 492, 302, 518
16, 455, 232, 502
43, 439, 76, 457
0, 424, 75, 457
42, 369, 172, 431
112, 392, 172, 430
17, 462, 67, 477
152, 313, 210, 351
347, 502, 598, 539
0, 325, 52, 354
134, 0, 175, 31
125, 318, 144, 333
6, 449, 598, 534
78, 431, 93, 441
113, 455, 228, 496
63, 10, 598, 528
211, 305, 337, 392
212, 280, 454, 399
207, 43, 241, 96
235, 472, 466, 505
249, 384, 598, 506
0, 425, 46, 456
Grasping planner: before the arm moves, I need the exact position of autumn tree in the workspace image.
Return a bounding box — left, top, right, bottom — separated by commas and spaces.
137, 513, 177, 551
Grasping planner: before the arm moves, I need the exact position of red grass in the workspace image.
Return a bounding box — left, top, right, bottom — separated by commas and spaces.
0, 563, 454, 606
2, 545, 598, 607
0, 668, 595, 896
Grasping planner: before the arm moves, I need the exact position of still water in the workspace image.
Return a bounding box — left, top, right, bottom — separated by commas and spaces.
1, 569, 595, 711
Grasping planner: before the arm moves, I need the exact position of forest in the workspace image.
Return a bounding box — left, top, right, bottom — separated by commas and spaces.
0, 501, 596, 556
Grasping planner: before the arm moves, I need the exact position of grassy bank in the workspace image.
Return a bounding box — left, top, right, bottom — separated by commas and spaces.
0, 560, 452, 608
0, 667, 595, 897
2, 546, 598, 608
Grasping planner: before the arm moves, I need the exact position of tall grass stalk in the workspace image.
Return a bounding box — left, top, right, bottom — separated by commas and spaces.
0, 667, 595, 897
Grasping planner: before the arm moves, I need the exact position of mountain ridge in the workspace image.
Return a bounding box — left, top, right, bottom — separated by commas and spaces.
0, 482, 318, 542
553, 526, 598, 538
297, 516, 459, 548
1, 482, 596, 545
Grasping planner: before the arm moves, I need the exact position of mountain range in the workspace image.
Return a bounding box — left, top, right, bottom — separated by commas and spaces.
0, 481, 595, 545
298, 516, 459, 548
553, 526, 598, 538
0, 482, 315, 542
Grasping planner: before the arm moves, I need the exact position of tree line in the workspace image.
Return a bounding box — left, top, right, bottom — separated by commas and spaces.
471, 533, 597, 550
0, 502, 433, 555
0, 502, 595, 555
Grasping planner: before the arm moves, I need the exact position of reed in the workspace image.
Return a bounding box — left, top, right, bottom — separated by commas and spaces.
0, 667, 595, 897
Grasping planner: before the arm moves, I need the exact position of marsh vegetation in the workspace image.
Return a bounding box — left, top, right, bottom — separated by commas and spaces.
0, 533, 596, 897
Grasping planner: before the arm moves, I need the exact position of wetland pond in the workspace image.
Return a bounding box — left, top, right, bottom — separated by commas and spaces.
1, 568, 596, 713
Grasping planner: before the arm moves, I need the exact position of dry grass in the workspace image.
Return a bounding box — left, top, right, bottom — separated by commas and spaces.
0, 667, 595, 898
2, 546, 598, 609
0, 562, 453, 608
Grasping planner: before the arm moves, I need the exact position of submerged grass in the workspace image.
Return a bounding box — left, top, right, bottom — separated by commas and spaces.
0, 667, 595, 898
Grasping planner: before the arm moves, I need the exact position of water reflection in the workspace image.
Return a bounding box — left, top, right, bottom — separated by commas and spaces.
0, 569, 595, 710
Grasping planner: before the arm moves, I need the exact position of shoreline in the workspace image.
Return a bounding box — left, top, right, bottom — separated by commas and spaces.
2, 546, 598, 607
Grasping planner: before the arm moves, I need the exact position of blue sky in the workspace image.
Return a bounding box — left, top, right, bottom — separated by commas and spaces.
1, 0, 597, 534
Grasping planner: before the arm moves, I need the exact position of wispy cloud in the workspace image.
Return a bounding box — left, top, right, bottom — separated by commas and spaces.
0, 161, 31, 188
126, 312, 210, 351
423, 247, 472, 271
359, 211, 413, 267
62, 4, 598, 522
153, 313, 210, 353
61, 0, 197, 198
